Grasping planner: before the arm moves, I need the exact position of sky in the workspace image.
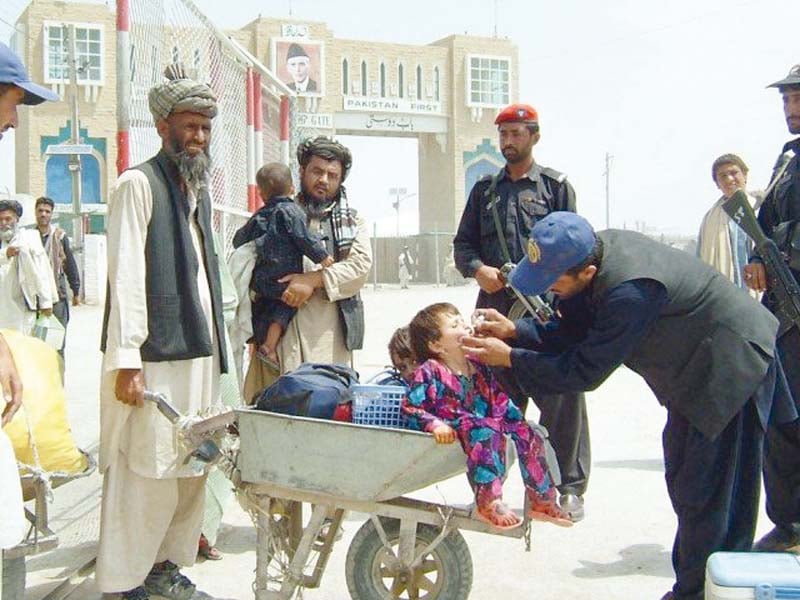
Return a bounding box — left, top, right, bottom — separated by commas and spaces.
2, 0, 799, 236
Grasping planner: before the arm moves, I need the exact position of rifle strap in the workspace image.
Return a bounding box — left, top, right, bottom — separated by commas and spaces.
486, 174, 513, 265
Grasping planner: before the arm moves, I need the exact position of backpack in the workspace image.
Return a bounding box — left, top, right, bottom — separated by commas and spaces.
254, 362, 360, 419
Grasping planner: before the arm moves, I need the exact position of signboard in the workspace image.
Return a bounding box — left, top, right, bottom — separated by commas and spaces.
335, 111, 447, 134
343, 96, 442, 115
281, 24, 309, 38
296, 112, 334, 129
44, 144, 94, 156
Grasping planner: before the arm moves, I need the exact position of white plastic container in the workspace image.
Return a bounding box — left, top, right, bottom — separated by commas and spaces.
705, 552, 800, 599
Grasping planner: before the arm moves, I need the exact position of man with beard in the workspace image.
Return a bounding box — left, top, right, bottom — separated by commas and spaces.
0, 199, 57, 333
239, 136, 371, 400
453, 103, 590, 522
96, 63, 226, 600
35, 196, 81, 359
743, 62, 800, 553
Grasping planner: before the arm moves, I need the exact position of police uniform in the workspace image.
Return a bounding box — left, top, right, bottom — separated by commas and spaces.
753, 64, 800, 549
453, 103, 590, 504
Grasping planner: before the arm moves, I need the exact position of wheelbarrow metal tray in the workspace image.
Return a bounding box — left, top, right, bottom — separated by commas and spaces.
236, 408, 466, 501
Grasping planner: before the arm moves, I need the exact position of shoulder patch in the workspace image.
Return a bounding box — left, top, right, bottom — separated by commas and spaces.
541, 166, 567, 183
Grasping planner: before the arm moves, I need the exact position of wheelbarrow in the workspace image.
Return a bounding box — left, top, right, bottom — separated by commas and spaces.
231, 408, 533, 600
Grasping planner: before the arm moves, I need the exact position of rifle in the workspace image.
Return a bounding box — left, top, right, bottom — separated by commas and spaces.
722, 189, 800, 336
499, 262, 555, 324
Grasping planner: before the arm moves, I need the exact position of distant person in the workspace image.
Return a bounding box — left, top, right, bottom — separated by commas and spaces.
0, 39, 57, 555
232, 162, 334, 371
465, 212, 796, 600
697, 154, 763, 294
453, 102, 589, 522
285, 43, 317, 93
744, 62, 800, 554
403, 302, 573, 530
0, 199, 57, 334
35, 196, 81, 358
398, 245, 414, 289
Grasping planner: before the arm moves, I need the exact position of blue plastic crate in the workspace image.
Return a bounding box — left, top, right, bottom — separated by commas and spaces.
352, 384, 408, 429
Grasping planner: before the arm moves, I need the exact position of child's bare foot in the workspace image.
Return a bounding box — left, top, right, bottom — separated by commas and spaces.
475, 500, 522, 531
527, 496, 574, 528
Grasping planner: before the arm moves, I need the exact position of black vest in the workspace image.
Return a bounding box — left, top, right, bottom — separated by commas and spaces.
593, 230, 777, 439
101, 151, 228, 372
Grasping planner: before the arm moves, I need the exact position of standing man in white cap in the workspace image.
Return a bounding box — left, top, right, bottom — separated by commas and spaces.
463, 212, 797, 600
743, 62, 800, 553
0, 39, 58, 559
96, 63, 225, 600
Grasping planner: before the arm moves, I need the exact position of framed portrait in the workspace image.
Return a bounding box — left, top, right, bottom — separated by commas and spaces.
271, 38, 324, 97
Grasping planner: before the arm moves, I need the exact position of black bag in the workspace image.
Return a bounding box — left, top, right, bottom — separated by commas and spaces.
254, 362, 359, 419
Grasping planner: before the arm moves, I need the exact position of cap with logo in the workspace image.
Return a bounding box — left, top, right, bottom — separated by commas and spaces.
509, 212, 596, 296
768, 63, 800, 90
494, 103, 539, 125
0, 42, 59, 105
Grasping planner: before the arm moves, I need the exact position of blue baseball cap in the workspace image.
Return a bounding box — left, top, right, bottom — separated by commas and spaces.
0, 42, 59, 105
509, 212, 596, 296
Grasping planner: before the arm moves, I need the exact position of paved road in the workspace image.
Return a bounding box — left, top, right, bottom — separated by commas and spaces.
23, 282, 774, 599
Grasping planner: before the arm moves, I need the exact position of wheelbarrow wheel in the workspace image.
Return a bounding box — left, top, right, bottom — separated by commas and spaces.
345, 517, 472, 600
2, 555, 26, 600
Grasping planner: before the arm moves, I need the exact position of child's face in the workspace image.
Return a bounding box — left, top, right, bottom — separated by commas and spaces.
391, 351, 416, 382
431, 311, 470, 360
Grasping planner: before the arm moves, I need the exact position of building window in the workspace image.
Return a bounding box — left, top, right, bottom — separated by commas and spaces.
342, 58, 349, 95
398, 63, 404, 98
467, 54, 510, 107
44, 22, 104, 85
380, 62, 386, 98
434, 66, 440, 101
361, 60, 367, 96
416, 65, 422, 100
193, 48, 201, 71
172, 45, 180, 64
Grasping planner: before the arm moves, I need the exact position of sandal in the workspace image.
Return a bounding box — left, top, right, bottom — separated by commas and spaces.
527, 497, 574, 528
198, 533, 223, 560
474, 500, 522, 531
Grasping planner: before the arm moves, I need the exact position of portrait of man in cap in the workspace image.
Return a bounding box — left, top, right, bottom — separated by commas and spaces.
272, 39, 323, 96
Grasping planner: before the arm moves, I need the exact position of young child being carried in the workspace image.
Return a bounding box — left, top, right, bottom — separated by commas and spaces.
232, 162, 333, 369
402, 302, 574, 530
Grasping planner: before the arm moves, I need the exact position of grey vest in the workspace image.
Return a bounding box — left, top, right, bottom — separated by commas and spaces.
101, 151, 228, 372
594, 230, 777, 439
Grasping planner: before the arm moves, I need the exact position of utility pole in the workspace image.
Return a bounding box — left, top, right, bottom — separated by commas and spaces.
64, 24, 85, 300
493, 0, 499, 37
604, 152, 613, 229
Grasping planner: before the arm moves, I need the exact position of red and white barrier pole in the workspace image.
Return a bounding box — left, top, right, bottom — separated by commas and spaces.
116, 0, 130, 174
253, 71, 263, 174
245, 67, 257, 213
279, 95, 290, 166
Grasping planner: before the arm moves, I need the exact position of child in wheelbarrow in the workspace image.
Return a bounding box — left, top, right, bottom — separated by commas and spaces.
401, 302, 574, 530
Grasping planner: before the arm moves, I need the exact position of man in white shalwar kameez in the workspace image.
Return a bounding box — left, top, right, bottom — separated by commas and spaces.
237, 137, 372, 401
0, 39, 60, 581
96, 64, 226, 600
0, 200, 58, 334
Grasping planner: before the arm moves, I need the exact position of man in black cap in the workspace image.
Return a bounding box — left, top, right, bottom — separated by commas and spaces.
743, 62, 800, 553
285, 43, 317, 93
465, 212, 796, 600
453, 103, 590, 522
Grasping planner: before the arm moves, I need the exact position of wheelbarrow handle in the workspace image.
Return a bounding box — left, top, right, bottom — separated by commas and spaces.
143, 390, 181, 424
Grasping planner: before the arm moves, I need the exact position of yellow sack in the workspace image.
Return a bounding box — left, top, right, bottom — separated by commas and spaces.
0, 329, 87, 482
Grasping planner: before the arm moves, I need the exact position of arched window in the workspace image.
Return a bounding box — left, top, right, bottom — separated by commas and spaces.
434, 66, 440, 101
416, 64, 422, 100
171, 45, 179, 63
398, 63, 404, 98
380, 62, 386, 97
342, 58, 349, 95
193, 48, 201, 71
361, 60, 367, 96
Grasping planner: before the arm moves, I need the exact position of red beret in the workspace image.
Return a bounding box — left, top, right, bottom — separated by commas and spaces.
495, 103, 538, 125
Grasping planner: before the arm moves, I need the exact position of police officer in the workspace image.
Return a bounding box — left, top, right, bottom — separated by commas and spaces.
465, 212, 794, 600
453, 103, 590, 521
744, 62, 800, 552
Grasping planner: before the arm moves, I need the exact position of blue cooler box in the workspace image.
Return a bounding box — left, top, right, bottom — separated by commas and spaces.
705, 552, 800, 599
